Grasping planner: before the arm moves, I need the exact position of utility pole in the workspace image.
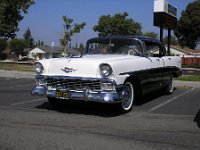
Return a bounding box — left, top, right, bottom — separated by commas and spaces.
167, 28, 171, 56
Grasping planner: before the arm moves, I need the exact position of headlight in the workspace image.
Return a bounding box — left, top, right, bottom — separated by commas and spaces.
34, 63, 44, 75
100, 64, 113, 77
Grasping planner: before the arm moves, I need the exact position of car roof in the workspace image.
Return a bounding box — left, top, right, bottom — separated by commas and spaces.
87, 35, 161, 44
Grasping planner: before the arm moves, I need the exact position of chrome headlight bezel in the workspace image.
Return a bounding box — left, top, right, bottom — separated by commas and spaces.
34, 62, 44, 75
99, 64, 113, 77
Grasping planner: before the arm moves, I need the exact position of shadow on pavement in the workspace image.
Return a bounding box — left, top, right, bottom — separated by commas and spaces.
194, 110, 200, 128
134, 88, 175, 106
134, 90, 163, 106
35, 88, 172, 117
36, 101, 122, 117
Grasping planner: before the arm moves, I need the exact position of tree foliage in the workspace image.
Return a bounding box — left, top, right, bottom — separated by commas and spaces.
9, 39, 25, 55
0, 0, 35, 40
143, 32, 158, 39
60, 16, 86, 55
79, 43, 85, 52
163, 35, 178, 45
35, 40, 44, 47
0, 38, 7, 52
93, 12, 142, 37
174, 0, 200, 49
23, 27, 34, 48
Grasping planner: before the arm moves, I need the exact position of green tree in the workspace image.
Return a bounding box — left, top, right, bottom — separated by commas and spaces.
0, 38, 8, 59
143, 32, 158, 39
68, 43, 72, 49
93, 12, 142, 37
36, 40, 40, 47
174, 0, 200, 49
163, 35, 178, 45
60, 16, 86, 55
23, 27, 34, 48
41, 41, 44, 47
0, 38, 7, 52
79, 43, 85, 52
9, 39, 25, 56
36, 40, 44, 47
0, 0, 35, 40
75, 43, 78, 49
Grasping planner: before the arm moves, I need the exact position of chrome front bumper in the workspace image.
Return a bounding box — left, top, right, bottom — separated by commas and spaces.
31, 76, 126, 103
32, 86, 124, 103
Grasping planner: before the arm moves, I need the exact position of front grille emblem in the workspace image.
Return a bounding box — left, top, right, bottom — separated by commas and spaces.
61, 67, 77, 73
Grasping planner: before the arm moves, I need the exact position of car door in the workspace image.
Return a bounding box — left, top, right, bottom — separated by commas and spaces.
162, 56, 182, 69
141, 42, 165, 94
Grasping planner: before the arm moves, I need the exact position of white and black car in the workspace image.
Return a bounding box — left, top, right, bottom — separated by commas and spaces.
32, 36, 182, 113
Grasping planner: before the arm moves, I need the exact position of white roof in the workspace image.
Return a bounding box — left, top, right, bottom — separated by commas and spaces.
28, 47, 46, 54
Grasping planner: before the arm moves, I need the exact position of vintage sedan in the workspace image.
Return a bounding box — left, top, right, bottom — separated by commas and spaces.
32, 36, 182, 113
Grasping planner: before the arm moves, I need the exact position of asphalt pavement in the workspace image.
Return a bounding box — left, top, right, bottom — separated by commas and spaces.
0, 77, 199, 150
0, 70, 200, 150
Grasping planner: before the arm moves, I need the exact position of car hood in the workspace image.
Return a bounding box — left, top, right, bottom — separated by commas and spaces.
40, 54, 137, 78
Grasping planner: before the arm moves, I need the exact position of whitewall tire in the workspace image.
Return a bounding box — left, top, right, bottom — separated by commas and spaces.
164, 76, 174, 94
118, 82, 134, 113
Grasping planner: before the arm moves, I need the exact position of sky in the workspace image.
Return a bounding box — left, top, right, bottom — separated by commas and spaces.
17, 0, 195, 47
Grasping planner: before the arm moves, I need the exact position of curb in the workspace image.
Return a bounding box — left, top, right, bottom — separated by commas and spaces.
182, 68, 200, 71
174, 80, 200, 88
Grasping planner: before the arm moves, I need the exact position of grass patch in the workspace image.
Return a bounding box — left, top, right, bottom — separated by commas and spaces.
177, 75, 200, 82
0, 62, 34, 72
182, 64, 200, 69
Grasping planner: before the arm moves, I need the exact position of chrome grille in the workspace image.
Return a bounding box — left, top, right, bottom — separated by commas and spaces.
46, 77, 102, 92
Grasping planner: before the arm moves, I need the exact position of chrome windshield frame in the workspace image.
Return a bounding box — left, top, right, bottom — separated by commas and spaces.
85, 36, 144, 56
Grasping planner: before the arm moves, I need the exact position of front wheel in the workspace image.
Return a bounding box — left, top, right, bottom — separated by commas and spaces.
117, 82, 135, 113
163, 76, 174, 95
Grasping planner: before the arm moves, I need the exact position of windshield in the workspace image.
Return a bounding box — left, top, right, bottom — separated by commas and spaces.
86, 38, 143, 56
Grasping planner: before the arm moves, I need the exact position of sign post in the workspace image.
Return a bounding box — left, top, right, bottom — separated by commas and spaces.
154, 0, 177, 56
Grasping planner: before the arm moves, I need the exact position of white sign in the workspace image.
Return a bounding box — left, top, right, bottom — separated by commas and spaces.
154, 0, 177, 18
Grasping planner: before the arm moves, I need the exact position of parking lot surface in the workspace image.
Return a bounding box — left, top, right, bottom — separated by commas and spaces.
0, 77, 199, 150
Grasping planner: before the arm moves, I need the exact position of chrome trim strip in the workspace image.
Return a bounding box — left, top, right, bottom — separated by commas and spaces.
44, 75, 115, 82
46, 89, 123, 103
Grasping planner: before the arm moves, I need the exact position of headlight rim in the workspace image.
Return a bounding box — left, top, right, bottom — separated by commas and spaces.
34, 62, 44, 75
99, 63, 113, 77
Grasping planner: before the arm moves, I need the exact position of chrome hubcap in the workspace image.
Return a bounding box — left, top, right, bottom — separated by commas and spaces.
122, 82, 134, 110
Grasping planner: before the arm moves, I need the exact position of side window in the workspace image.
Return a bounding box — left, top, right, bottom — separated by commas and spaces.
145, 42, 166, 57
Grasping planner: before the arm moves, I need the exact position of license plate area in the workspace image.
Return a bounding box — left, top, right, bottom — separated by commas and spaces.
56, 90, 70, 99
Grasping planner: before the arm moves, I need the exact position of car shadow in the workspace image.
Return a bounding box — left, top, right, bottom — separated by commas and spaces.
36, 101, 122, 117
35, 88, 174, 117
134, 88, 174, 106
194, 110, 200, 128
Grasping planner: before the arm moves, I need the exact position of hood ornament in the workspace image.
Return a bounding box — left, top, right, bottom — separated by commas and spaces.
61, 67, 77, 73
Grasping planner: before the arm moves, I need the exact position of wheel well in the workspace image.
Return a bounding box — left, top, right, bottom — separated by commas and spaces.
173, 72, 179, 78
124, 76, 142, 96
